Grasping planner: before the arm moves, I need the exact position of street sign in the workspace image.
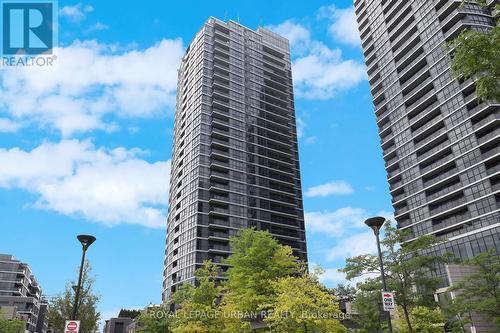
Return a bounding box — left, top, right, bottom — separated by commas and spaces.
382, 292, 395, 311
65, 320, 80, 333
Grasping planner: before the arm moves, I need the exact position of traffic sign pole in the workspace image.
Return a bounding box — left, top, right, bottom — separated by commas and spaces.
375, 227, 393, 333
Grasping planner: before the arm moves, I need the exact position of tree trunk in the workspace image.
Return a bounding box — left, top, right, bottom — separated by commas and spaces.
402, 305, 413, 333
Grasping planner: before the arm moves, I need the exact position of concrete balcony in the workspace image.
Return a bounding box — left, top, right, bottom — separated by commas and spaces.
209, 194, 230, 205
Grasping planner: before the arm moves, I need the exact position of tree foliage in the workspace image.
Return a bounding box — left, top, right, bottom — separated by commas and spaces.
47, 261, 100, 333
450, 1, 500, 101
262, 268, 347, 333
396, 306, 446, 333
0, 318, 24, 333
171, 261, 224, 333
223, 228, 300, 313
447, 249, 500, 329
330, 284, 356, 301
163, 229, 346, 332
352, 279, 386, 333
341, 222, 447, 333
136, 306, 174, 333
118, 309, 141, 319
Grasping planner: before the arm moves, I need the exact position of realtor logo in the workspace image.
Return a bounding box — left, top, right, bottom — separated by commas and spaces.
1, 0, 56, 55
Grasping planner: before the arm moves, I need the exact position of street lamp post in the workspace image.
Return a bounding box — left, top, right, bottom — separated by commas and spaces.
71, 235, 96, 320
365, 217, 393, 333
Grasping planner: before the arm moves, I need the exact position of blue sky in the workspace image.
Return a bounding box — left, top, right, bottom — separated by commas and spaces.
0, 0, 393, 321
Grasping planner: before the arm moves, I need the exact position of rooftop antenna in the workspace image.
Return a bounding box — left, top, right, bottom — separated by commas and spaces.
259, 17, 263, 28
224, 11, 228, 22
237, 13, 240, 23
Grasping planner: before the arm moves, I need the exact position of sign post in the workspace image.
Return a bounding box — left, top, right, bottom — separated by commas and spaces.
65, 320, 80, 333
382, 292, 395, 311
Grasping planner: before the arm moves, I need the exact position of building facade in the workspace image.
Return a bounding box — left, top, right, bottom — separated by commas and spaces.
103, 317, 133, 333
163, 17, 307, 301
35, 298, 48, 333
354, 0, 499, 317
0, 254, 47, 333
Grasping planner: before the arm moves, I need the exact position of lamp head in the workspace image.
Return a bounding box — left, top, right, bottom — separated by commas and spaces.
77, 234, 96, 250
364, 216, 386, 235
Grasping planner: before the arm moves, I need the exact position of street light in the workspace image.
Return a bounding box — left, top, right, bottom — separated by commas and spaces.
365, 217, 393, 333
71, 235, 96, 320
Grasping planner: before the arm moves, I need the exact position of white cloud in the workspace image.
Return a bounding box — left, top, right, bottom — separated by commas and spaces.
319, 6, 361, 46
319, 265, 379, 286
296, 117, 315, 143
59, 3, 94, 22
305, 208, 394, 285
0, 118, 21, 132
266, 19, 365, 100
305, 207, 395, 237
377, 210, 395, 223
308, 262, 345, 284
304, 136, 317, 144
0, 140, 170, 228
318, 267, 347, 284
0, 39, 184, 136
305, 180, 353, 197
265, 20, 310, 52
296, 117, 305, 138
326, 232, 378, 261
292, 42, 366, 99
84, 22, 109, 34
305, 207, 367, 236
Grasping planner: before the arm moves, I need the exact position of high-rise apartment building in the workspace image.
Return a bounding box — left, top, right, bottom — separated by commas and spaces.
0, 254, 47, 333
354, 0, 499, 295
163, 17, 307, 301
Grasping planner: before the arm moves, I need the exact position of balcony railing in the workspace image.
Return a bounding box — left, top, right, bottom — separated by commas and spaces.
413, 116, 443, 138
478, 128, 500, 145
420, 153, 454, 175
417, 138, 451, 163
415, 127, 447, 150
423, 166, 458, 188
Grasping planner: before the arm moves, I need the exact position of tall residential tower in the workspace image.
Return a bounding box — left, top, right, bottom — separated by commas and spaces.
163, 17, 307, 301
354, 0, 499, 292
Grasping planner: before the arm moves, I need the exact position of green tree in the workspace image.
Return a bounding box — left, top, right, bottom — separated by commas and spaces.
395, 306, 446, 333
222, 228, 300, 313
330, 283, 356, 301
171, 261, 224, 333
0, 318, 24, 333
136, 305, 174, 333
352, 279, 386, 333
341, 222, 447, 333
262, 268, 347, 333
447, 249, 500, 329
47, 261, 100, 333
450, 1, 499, 101
118, 309, 141, 319
168, 230, 347, 332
